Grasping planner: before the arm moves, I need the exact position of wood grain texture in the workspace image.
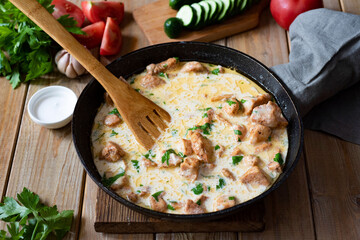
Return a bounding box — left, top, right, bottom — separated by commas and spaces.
133, 0, 269, 44
227, 9, 315, 240
0, 80, 27, 199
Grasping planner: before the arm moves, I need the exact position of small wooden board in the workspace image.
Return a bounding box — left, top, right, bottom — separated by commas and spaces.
133, 0, 269, 45
95, 189, 265, 233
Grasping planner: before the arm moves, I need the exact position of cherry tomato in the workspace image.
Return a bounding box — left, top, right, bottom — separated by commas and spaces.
270, 0, 323, 30
81, 1, 125, 25
74, 21, 105, 49
51, 0, 85, 27
100, 17, 122, 56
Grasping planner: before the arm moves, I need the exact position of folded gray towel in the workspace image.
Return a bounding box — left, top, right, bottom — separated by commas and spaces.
271, 8, 360, 144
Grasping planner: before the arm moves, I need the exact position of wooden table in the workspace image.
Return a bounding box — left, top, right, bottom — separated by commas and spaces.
1, 0, 359, 239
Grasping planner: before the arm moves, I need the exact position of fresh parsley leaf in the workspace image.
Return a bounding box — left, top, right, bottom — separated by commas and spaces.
161, 149, 177, 166
273, 153, 284, 165
241, 99, 246, 103
108, 108, 121, 117
226, 100, 237, 106
178, 152, 186, 158
110, 130, 118, 137
135, 88, 140, 92
94, 132, 105, 142
216, 178, 226, 190
211, 68, 220, 75
191, 183, 204, 195
167, 204, 175, 210
171, 129, 178, 136
217, 105, 223, 109
163, 64, 168, 68
268, 135, 272, 142
187, 123, 213, 136
215, 145, 220, 151
151, 191, 164, 202
232, 156, 243, 165
0, 187, 73, 240
131, 160, 140, 173
196, 199, 201, 205
234, 130, 242, 135
229, 196, 235, 200
101, 169, 125, 187
174, 57, 179, 62
159, 72, 169, 80
143, 149, 156, 160
202, 113, 208, 118
199, 107, 212, 111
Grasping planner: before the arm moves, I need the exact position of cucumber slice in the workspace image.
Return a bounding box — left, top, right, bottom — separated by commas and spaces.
206, 0, 219, 24
190, 3, 205, 29
208, 0, 223, 23
218, 0, 231, 21
239, 0, 248, 13
229, 0, 237, 16
176, 5, 196, 27
169, 0, 201, 10
235, 0, 243, 14
246, 0, 253, 10
199, 1, 211, 25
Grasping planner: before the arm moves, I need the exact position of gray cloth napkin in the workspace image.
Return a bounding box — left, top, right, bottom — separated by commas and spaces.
270, 8, 360, 144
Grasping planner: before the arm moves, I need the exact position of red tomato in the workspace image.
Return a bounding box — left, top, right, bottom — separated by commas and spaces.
270, 0, 323, 30
100, 17, 122, 56
74, 21, 105, 49
81, 1, 125, 25
51, 0, 85, 27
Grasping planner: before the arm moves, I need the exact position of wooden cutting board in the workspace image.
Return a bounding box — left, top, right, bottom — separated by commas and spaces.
95, 188, 265, 233
133, 0, 269, 44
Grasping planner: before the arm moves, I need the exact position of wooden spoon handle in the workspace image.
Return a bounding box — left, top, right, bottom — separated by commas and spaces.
9, 0, 129, 101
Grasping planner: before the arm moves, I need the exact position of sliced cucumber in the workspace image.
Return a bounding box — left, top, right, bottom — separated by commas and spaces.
169, 0, 201, 10
190, 3, 205, 29
239, 0, 248, 13
176, 5, 196, 27
206, 0, 219, 24
228, 0, 237, 17
217, 0, 231, 21
199, 1, 211, 25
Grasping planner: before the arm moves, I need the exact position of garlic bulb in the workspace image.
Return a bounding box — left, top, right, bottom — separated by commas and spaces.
55, 50, 86, 78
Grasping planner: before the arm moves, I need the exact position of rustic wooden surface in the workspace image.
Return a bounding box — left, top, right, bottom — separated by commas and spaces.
0, 0, 359, 239
133, 0, 269, 44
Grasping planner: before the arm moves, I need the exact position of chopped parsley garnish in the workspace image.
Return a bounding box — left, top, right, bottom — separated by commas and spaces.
144, 150, 156, 160
163, 64, 168, 68
268, 135, 272, 142
232, 156, 243, 165
101, 169, 125, 187
110, 130, 118, 137
187, 123, 213, 135
191, 183, 204, 195
129, 77, 135, 84
136, 190, 141, 193
135, 88, 140, 92
208, 186, 211, 191
174, 57, 179, 62
178, 152, 186, 158
211, 68, 220, 75
217, 105, 223, 109
226, 100, 237, 106
152, 191, 164, 202
215, 145, 220, 150
159, 72, 169, 80
273, 153, 284, 165
199, 107, 212, 111
161, 149, 177, 166
229, 196, 235, 200
140, 184, 143, 187
167, 204, 175, 210
108, 108, 121, 117
216, 178, 226, 190
234, 130, 242, 135
196, 199, 201, 205
94, 132, 105, 142
171, 129, 178, 136
131, 160, 140, 173
241, 99, 246, 103
202, 113, 208, 118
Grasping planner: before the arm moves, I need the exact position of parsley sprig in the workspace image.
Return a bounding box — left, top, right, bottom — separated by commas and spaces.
0, 187, 73, 240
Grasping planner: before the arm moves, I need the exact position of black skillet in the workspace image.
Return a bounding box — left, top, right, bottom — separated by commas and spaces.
72, 42, 303, 221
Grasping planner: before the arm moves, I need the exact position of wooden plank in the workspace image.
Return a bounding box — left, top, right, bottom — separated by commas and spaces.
0, 80, 27, 199
156, 232, 237, 240
227, 9, 315, 240
133, 0, 269, 44
340, 0, 360, 14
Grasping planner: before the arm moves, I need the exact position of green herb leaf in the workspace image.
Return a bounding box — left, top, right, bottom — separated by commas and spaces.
199, 107, 212, 111
101, 169, 125, 187
234, 130, 242, 135
211, 68, 220, 75
273, 153, 284, 165
161, 149, 177, 166
131, 160, 140, 173
159, 72, 169, 80
232, 155, 243, 165
241, 99, 246, 103
108, 108, 121, 117
110, 130, 118, 137
202, 113, 208, 118
167, 204, 175, 210
216, 178, 226, 190
171, 129, 178, 136
191, 183, 204, 195
174, 57, 179, 62
229, 196, 235, 200
268, 135, 272, 142
226, 100, 237, 106
151, 191, 164, 202
196, 199, 201, 205
143, 149, 156, 160
214, 145, 220, 150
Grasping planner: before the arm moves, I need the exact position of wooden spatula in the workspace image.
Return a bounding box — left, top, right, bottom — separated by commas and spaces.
10, 0, 171, 150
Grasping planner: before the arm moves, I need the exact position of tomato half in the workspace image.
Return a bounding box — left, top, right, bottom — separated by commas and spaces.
74, 21, 105, 49
51, 0, 85, 27
81, 1, 125, 25
100, 17, 122, 56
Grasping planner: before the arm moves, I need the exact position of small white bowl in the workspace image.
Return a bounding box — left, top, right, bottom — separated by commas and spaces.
28, 86, 78, 129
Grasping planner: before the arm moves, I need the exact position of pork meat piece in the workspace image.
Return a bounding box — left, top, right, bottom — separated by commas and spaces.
242, 155, 260, 168
240, 166, 270, 187
233, 124, 246, 142
221, 168, 236, 181
146, 57, 178, 74
190, 131, 210, 162
181, 61, 208, 73
100, 141, 125, 162
179, 157, 200, 182
250, 101, 288, 128
104, 114, 122, 127
214, 195, 236, 211
242, 93, 271, 115
249, 124, 272, 144
149, 192, 167, 212
141, 73, 165, 88
223, 97, 240, 116
178, 138, 193, 156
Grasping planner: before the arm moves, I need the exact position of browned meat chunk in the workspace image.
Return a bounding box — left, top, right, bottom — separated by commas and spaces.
104, 114, 122, 127
211, 94, 233, 102
179, 157, 200, 182
231, 147, 243, 156
190, 131, 210, 162
215, 113, 232, 126
141, 157, 158, 168
146, 57, 178, 74
255, 142, 272, 153
169, 201, 183, 210
201, 163, 216, 171
141, 74, 165, 89
184, 196, 207, 214
214, 195, 236, 211
161, 153, 182, 167
240, 166, 270, 187
149, 192, 167, 212
268, 161, 282, 173
242, 93, 272, 115
104, 92, 113, 106
250, 101, 288, 128
223, 98, 240, 116
178, 139, 193, 155
233, 124, 246, 142
100, 141, 125, 162
221, 168, 236, 181
181, 61, 208, 73
218, 66, 225, 73
127, 192, 138, 202
215, 144, 225, 158
243, 155, 260, 167
138, 186, 150, 197
201, 108, 214, 124
249, 124, 272, 144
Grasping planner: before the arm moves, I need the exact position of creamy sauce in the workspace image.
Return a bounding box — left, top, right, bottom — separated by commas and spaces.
91, 62, 288, 214
33, 94, 74, 122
